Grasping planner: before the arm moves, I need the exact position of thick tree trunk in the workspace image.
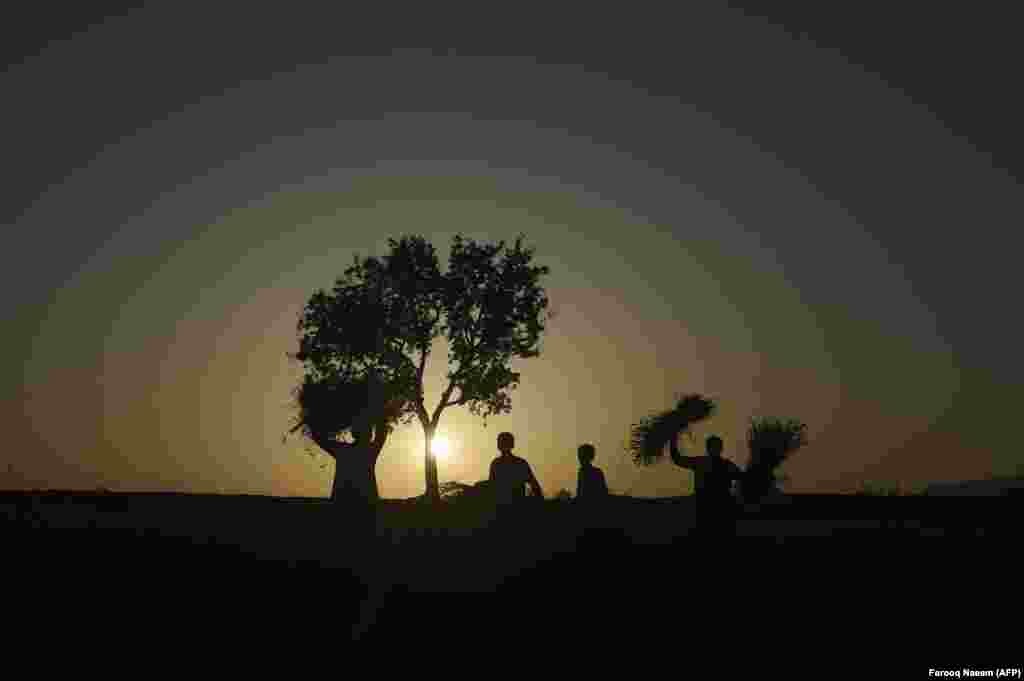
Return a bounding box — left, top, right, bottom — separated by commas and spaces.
423, 426, 440, 502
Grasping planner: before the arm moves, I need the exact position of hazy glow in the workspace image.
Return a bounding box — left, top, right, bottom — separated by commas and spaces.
3, 11, 1021, 499
430, 435, 454, 462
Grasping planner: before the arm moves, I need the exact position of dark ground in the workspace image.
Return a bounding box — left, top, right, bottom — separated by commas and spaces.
2, 491, 1020, 655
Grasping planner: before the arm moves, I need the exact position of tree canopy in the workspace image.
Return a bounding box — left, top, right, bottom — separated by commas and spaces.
291, 233, 552, 501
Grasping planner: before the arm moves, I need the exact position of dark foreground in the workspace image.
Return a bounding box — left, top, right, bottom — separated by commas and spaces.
3, 491, 1020, 654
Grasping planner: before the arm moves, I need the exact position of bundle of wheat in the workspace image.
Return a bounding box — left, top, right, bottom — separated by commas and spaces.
628, 393, 716, 466
746, 418, 807, 470
289, 372, 407, 442
742, 418, 808, 502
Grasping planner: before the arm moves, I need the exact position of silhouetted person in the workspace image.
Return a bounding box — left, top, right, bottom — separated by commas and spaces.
574, 442, 621, 552
489, 432, 544, 506
576, 444, 609, 501
486, 432, 543, 548
670, 434, 743, 538
310, 422, 379, 541
311, 426, 376, 503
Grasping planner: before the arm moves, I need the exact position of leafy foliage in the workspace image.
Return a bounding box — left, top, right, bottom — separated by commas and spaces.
293, 235, 441, 400
628, 394, 717, 465
289, 236, 442, 464
290, 233, 552, 500
442, 234, 551, 422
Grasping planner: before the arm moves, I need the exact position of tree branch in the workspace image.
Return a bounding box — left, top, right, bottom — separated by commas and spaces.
442, 383, 465, 408
414, 400, 430, 429
412, 344, 431, 428
432, 380, 458, 425
369, 420, 389, 458
416, 346, 429, 386
451, 322, 484, 383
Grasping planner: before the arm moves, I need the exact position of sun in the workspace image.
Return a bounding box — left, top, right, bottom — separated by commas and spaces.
430, 435, 454, 460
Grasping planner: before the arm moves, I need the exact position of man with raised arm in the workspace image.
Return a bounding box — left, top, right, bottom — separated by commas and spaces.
670, 434, 744, 537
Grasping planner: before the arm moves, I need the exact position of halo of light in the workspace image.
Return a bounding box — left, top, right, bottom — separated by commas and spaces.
430, 435, 453, 460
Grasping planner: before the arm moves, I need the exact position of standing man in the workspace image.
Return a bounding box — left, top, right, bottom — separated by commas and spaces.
669, 434, 744, 537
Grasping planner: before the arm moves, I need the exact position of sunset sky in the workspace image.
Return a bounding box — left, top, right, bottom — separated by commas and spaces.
3, 5, 1021, 498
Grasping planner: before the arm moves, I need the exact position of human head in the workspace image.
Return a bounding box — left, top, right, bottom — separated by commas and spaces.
577, 443, 596, 466
706, 435, 724, 458
497, 432, 515, 453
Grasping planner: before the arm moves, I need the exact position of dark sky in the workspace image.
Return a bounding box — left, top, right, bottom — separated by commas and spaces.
3, 4, 1021, 498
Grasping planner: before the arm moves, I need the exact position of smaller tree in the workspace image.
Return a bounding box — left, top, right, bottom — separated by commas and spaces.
740, 417, 808, 503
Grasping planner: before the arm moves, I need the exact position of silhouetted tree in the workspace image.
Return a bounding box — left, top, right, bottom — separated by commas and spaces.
740, 417, 808, 504
292, 234, 551, 503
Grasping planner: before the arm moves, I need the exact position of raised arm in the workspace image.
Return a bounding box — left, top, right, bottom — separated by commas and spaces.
669, 436, 701, 469
310, 431, 355, 460
310, 430, 336, 457
527, 465, 544, 500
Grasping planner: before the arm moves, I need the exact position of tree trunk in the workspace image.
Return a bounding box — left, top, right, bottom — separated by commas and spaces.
423, 426, 440, 502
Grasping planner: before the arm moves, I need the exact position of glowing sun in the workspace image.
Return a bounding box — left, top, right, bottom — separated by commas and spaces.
430, 435, 454, 460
